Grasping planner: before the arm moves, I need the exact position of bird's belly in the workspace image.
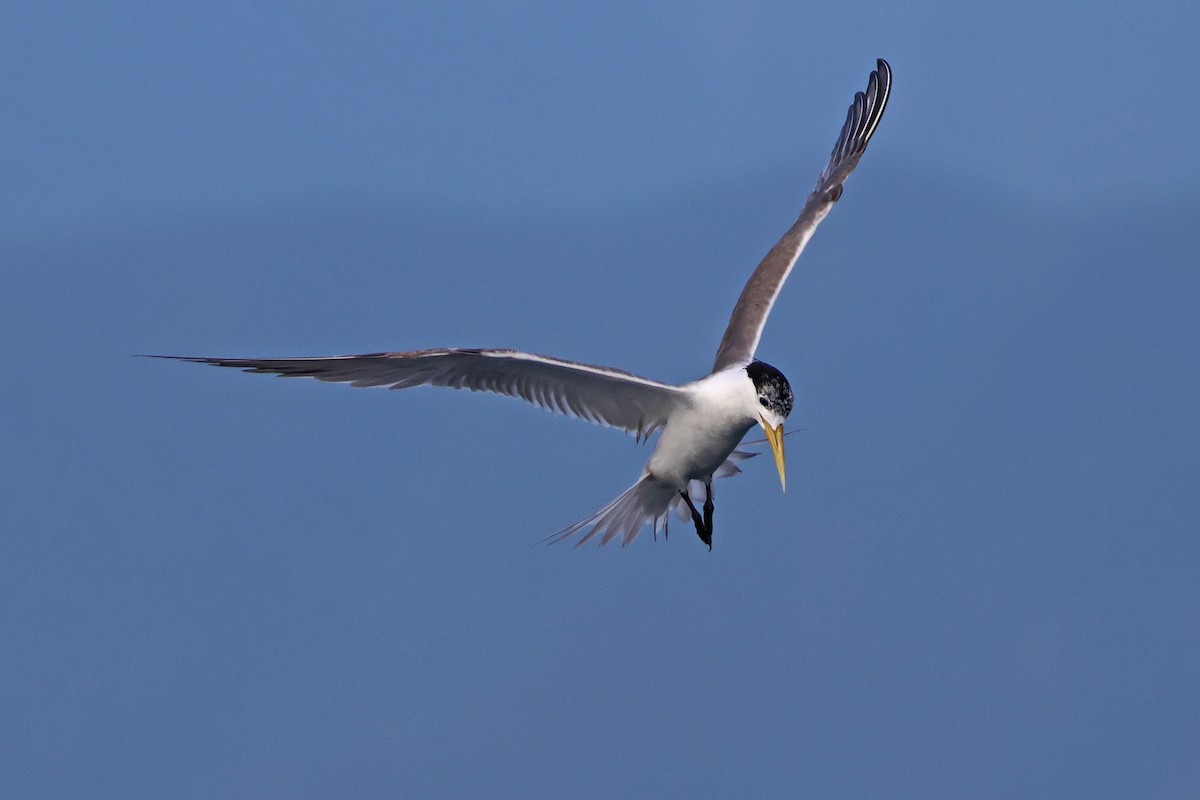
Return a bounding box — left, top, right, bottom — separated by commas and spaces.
646, 413, 754, 487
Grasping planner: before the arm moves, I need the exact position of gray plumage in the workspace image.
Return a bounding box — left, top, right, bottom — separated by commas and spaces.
711, 59, 891, 373
156, 348, 683, 440
152, 59, 892, 548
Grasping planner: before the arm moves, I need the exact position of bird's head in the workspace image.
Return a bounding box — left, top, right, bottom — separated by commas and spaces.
746, 360, 793, 492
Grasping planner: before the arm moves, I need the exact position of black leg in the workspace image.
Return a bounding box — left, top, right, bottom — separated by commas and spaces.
679, 488, 704, 530
703, 481, 714, 549
679, 487, 712, 550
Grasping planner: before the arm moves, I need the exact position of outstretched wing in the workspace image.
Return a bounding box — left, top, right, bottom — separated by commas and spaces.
152, 348, 684, 438
711, 58, 892, 373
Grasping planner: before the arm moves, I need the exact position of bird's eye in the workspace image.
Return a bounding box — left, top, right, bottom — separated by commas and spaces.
759, 396, 769, 406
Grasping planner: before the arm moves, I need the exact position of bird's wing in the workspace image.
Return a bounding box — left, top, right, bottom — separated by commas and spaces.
154, 348, 684, 438
711, 59, 892, 373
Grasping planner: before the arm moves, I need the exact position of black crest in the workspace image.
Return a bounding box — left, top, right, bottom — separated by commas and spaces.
746, 360, 793, 418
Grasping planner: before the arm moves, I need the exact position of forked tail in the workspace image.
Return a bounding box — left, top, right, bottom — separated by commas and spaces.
543, 474, 678, 548
543, 449, 757, 548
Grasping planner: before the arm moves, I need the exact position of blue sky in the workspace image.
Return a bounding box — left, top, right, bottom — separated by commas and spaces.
3, 2, 1198, 798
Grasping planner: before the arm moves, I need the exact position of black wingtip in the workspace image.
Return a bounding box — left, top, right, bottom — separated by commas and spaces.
137, 354, 213, 364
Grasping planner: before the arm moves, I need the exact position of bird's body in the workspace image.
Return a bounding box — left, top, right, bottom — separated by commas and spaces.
543, 365, 789, 548
650, 369, 760, 487
154, 60, 892, 549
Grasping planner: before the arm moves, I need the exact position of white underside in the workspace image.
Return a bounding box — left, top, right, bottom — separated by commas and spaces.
548, 369, 765, 547
647, 369, 759, 486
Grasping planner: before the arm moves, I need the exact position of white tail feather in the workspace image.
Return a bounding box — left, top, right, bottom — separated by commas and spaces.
545, 474, 677, 548
546, 448, 759, 548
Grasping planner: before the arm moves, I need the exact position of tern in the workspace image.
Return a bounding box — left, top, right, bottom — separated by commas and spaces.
157, 59, 891, 549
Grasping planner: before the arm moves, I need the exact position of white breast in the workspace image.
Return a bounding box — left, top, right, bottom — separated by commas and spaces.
645, 369, 757, 487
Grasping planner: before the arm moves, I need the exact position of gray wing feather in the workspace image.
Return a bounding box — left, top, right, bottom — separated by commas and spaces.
153, 348, 683, 436
711, 58, 892, 373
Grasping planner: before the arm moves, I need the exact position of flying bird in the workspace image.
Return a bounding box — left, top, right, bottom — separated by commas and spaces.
156, 59, 891, 549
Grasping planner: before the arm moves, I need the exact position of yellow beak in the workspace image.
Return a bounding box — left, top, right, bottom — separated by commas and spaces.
759, 416, 786, 492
